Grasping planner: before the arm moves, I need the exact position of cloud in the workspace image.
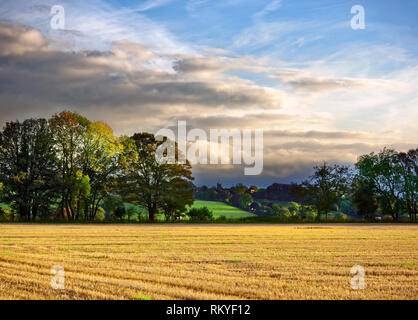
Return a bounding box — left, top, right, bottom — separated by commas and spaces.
233, 21, 314, 50
137, 0, 173, 12
186, 0, 210, 12
254, 0, 282, 19
0, 22, 48, 56
0, 17, 416, 185
0, 21, 283, 134
0, 0, 188, 54
268, 68, 394, 93
172, 54, 271, 76
266, 130, 371, 140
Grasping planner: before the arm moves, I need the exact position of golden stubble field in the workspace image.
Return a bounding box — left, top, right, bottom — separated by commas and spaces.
0, 224, 416, 300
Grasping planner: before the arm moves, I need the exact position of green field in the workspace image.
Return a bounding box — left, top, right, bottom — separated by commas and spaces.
121, 200, 255, 221
191, 200, 256, 219
1, 200, 255, 221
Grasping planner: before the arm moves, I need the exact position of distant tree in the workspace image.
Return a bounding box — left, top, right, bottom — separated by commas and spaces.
238, 193, 253, 210
300, 162, 350, 220
265, 183, 297, 201
287, 202, 300, 215
274, 205, 290, 218
253, 188, 268, 200
270, 203, 281, 216
289, 183, 307, 202
232, 184, 247, 195
248, 186, 258, 194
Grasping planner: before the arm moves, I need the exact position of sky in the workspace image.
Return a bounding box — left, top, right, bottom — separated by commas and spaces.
0, 0, 417, 186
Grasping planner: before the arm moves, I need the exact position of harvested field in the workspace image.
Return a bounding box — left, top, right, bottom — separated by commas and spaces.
0, 224, 416, 300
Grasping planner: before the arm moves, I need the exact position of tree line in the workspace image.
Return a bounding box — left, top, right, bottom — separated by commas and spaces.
195, 148, 417, 222
0, 111, 416, 223
0, 111, 194, 222
291, 147, 417, 221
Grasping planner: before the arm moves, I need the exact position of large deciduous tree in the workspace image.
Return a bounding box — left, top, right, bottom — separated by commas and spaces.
50, 111, 91, 220
50, 111, 125, 221
120, 133, 194, 221
299, 162, 349, 220
397, 148, 417, 221
0, 119, 57, 220
81, 121, 124, 221
356, 148, 404, 221
351, 178, 378, 220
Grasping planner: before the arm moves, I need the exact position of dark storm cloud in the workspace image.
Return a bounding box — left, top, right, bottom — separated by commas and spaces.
0, 21, 282, 132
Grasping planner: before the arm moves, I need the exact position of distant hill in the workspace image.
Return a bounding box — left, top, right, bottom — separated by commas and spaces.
191, 200, 256, 219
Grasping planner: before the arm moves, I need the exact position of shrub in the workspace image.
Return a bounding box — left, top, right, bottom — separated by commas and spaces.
333, 212, 347, 220
186, 206, 213, 221
382, 215, 393, 222
288, 202, 300, 213
0, 208, 14, 222
95, 207, 106, 222
277, 207, 290, 218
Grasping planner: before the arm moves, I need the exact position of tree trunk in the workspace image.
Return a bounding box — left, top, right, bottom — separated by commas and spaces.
32, 205, 38, 221
315, 206, 321, 221
148, 203, 156, 222
60, 200, 65, 220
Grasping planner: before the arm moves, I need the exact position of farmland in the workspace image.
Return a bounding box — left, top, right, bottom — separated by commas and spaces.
120, 200, 256, 221
191, 200, 256, 219
0, 224, 417, 300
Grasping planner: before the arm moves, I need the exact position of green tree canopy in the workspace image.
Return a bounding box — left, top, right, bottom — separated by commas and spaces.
0, 118, 57, 220
299, 162, 350, 220
119, 133, 194, 221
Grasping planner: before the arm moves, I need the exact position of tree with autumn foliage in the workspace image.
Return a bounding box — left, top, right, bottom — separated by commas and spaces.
49, 111, 126, 221
49, 111, 91, 220
80, 121, 124, 221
